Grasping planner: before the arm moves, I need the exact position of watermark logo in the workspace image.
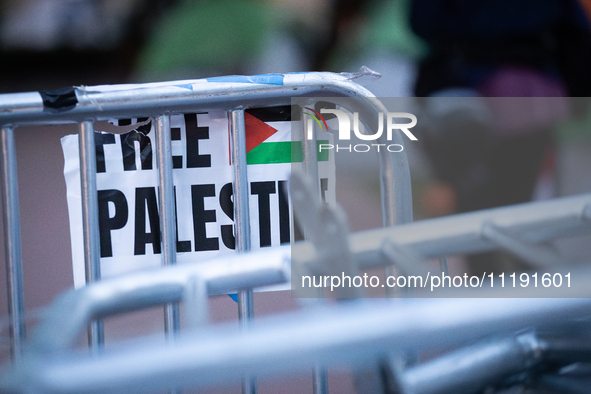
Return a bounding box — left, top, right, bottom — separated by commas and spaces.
303, 107, 328, 134
305, 108, 417, 153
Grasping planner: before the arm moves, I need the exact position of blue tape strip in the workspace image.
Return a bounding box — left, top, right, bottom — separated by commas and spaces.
229, 293, 238, 302
206, 74, 284, 85
174, 84, 194, 90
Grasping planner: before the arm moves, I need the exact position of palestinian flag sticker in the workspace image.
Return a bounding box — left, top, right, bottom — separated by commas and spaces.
234, 106, 331, 165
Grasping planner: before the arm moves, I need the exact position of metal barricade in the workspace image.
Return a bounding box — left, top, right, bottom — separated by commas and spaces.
0, 70, 413, 393
3, 192, 591, 393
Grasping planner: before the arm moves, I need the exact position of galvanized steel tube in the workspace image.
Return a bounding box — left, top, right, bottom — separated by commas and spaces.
155, 114, 181, 337
78, 120, 103, 349
27, 246, 290, 353
229, 109, 257, 394
397, 333, 541, 394
10, 297, 591, 394
0, 125, 25, 360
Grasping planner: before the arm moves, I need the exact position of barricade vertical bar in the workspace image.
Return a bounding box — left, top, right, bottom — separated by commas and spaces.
302, 110, 320, 195
155, 114, 181, 394
374, 107, 415, 372
440, 256, 449, 275
229, 109, 257, 394
301, 106, 329, 394
313, 366, 329, 394
375, 126, 413, 228
78, 120, 103, 349
1, 125, 25, 361
154, 115, 181, 337
378, 116, 413, 298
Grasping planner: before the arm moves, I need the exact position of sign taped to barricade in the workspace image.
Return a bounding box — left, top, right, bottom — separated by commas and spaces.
62, 106, 335, 288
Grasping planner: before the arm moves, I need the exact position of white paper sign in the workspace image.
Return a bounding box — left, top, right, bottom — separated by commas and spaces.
62, 108, 335, 288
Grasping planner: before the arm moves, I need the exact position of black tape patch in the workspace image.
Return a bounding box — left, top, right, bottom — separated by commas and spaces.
247, 105, 293, 122
39, 86, 78, 113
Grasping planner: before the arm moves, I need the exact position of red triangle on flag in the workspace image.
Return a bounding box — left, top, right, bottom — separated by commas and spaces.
245, 112, 279, 153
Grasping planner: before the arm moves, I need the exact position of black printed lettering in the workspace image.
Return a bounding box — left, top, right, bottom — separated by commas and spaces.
191, 184, 219, 251
98, 189, 128, 258
171, 127, 183, 169
320, 178, 328, 203
94, 132, 115, 173
219, 183, 235, 249
185, 113, 211, 168
251, 181, 275, 247
120, 120, 153, 171
134, 187, 161, 255
278, 180, 290, 244
174, 186, 191, 252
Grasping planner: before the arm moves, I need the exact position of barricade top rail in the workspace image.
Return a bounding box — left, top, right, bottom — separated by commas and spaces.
29, 246, 291, 353
0, 70, 387, 125
0, 70, 412, 235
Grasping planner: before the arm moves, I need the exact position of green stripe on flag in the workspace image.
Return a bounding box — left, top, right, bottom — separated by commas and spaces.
247, 140, 329, 165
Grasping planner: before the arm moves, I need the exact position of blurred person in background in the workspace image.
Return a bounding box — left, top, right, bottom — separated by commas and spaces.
134, 0, 422, 93
410, 0, 591, 273
134, 0, 334, 80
